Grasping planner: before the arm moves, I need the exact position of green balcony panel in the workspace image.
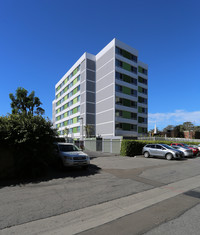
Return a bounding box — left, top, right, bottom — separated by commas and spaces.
138, 66, 143, 73
122, 62, 131, 71
138, 126, 142, 133
138, 126, 147, 133
56, 85, 61, 92
64, 95, 68, 101
73, 77, 78, 85
64, 121, 67, 126
122, 86, 131, 95
73, 107, 78, 114
64, 78, 68, 84
73, 87, 77, 95
73, 68, 78, 76
138, 117, 143, 123
64, 104, 68, 109
73, 117, 77, 123
122, 111, 131, 119
122, 50, 131, 60
64, 87, 67, 93
122, 123, 131, 131
123, 99, 131, 107
64, 112, 67, 118
57, 100, 61, 106
123, 74, 131, 83
73, 97, 78, 104
73, 127, 77, 133
138, 86, 143, 93
138, 106, 143, 113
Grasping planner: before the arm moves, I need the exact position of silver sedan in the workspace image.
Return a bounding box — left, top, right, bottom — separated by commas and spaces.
171, 145, 193, 157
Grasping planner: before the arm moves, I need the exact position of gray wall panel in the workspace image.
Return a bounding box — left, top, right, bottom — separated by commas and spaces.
96, 97, 113, 113
87, 80, 95, 92
96, 72, 114, 91
86, 114, 95, 124
96, 122, 114, 136
86, 92, 95, 103
86, 103, 95, 113
81, 60, 86, 72
80, 93, 85, 103
96, 109, 113, 123
96, 48, 114, 70
81, 80, 86, 93
96, 85, 114, 103
80, 71, 86, 83
86, 70, 96, 82
96, 60, 114, 81
87, 59, 95, 70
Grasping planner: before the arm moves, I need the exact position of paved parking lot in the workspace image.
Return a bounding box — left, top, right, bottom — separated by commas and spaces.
1, 153, 200, 234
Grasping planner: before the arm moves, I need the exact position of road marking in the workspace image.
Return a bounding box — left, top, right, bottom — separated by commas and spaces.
2, 175, 200, 235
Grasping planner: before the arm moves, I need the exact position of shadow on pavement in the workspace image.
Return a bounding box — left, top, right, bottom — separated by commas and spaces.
0, 164, 101, 188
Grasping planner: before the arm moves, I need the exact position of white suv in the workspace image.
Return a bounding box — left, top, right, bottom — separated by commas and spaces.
54, 143, 90, 169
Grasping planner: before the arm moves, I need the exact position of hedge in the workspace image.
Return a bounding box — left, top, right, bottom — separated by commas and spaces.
120, 140, 200, 157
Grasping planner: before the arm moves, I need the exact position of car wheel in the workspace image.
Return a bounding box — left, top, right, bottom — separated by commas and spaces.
166, 153, 173, 160
144, 152, 150, 158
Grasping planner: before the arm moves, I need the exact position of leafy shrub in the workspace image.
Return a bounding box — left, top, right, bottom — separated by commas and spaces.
120, 140, 200, 157
0, 114, 57, 178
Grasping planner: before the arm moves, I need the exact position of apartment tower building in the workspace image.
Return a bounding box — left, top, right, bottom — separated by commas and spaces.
52, 39, 148, 139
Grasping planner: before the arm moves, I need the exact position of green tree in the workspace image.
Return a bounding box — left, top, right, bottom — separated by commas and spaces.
9, 87, 44, 115
0, 88, 57, 179
163, 125, 174, 132
181, 121, 194, 131
84, 124, 95, 138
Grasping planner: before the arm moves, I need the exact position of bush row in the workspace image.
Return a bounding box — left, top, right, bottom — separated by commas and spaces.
120, 140, 200, 157
0, 114, 58, 179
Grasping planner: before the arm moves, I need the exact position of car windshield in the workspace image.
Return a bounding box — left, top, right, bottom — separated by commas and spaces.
161, 144, 174, 150
59, 144, 79, 152
181, 143, 189, 147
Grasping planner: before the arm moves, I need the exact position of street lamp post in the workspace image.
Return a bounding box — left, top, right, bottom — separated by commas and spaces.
79, 117, 83, 148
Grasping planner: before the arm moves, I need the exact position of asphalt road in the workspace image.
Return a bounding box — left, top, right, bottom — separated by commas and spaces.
1, 153, 200, 234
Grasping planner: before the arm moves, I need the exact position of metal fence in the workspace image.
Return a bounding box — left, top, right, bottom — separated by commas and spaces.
84, 138, 122, 154
83, 136, 200, 154
138, 136, 200, 143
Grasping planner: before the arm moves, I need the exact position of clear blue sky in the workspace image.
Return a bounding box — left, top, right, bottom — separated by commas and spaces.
1, 0, 200, 131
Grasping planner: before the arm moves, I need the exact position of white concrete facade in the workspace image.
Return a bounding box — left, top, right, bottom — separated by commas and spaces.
52, 39, 148, 139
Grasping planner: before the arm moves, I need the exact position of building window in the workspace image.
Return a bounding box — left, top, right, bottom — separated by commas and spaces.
138, 86, 148, 95
116, 72, 137, 86
115, 122, 137, 131
116, 47, 137, 63
138, 66, 148, 75
138, 106, 147, 114
116, 96, 137, 108
116, 59, 137, 74
115, 110, 137, 120
138, 126, 147, 134
138, 117, 147, 124
138, 96, 147, 104
138, 76, 147, 85
115, 84, 122, 92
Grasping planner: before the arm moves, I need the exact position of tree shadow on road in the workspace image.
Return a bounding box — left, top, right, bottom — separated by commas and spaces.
0, 164, 101, 188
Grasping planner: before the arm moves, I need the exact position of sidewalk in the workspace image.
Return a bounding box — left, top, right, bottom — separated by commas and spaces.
2, 174, 200, 235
